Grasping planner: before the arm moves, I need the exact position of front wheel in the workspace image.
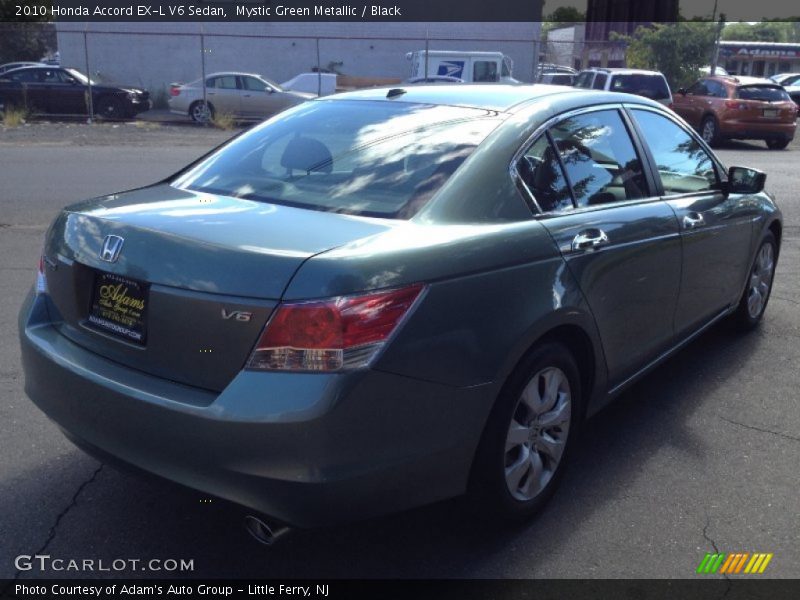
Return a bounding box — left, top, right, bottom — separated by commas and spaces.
700, 116, 720, 147
732, 232, 777, 330
468, 342, 582, 521
96, 96, 124, 120
766, 138, 790, 150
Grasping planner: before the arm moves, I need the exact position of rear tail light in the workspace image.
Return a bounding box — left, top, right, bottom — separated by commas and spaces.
169, 86, 181, 97
247, 283, 424, 372
36, 256, 47, 294
725, 100, 748, 110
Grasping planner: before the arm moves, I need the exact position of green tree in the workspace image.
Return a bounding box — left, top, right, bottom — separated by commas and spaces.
541, 6, 585, 43
722, 21, 797, 43
616, 22, 716, 90
0, 1, 56, 65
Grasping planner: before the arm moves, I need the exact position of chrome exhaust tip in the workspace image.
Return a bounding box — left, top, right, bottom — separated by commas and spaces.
244, 514, 291, 546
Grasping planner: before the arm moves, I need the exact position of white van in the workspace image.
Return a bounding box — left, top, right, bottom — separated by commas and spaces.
406, 50, 519, 84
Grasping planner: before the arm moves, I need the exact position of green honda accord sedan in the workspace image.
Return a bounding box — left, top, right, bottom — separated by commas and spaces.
19, 85, 781, 535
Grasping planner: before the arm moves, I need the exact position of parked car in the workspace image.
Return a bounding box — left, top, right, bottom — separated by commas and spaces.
769, 72, 800, 86
0, 61, 43, 75
0, 66, 150, 119
20, 85, 781, 537
574, 68, 672, 106
672, 75, 797, 149
168, 72, 314, 122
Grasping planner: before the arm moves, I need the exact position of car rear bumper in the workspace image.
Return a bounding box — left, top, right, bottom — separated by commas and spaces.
720, 120, 796, 140
19, 290, 492, 527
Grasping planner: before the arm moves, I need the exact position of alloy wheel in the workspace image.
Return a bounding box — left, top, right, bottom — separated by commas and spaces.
702, 119, 716, 144
504, 367, 572, 502
747, 242, 775, 319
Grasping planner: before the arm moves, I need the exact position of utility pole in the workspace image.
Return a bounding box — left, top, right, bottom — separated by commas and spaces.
710, 12, 726, 76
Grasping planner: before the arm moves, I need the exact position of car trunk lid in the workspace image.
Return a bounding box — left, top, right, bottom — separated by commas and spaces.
42, 184, 395, 392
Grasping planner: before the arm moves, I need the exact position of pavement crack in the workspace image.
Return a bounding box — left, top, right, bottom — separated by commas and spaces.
719, 416, 800, 443
702, 513, 732, 599
4, 464, 103, 587
772, 294, 800, 306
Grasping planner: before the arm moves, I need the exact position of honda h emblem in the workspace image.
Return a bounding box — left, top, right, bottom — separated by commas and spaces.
100, 235, 124, 263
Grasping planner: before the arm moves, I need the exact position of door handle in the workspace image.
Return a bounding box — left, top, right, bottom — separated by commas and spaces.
683, 212, 705, 229
570, 229, 609, 253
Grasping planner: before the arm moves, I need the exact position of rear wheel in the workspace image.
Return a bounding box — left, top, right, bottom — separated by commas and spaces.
700, 115, 720, 147
190, 100, 213, 123
468, 342, 582, 521
733, 232, 777, 330
766, 138, 790, 150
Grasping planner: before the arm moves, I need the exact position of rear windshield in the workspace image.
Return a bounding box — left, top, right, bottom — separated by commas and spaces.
574, 72, 594, 88
610, 74, 671, 100
736, 85, 791, 102
173, 100, 501, 219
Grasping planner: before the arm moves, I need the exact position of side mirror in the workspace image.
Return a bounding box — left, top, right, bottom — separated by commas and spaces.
727, 166, 766, 194
677, 88, 687, 95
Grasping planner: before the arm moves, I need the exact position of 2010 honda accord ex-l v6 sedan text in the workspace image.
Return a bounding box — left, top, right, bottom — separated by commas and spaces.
19, 85, 782, 536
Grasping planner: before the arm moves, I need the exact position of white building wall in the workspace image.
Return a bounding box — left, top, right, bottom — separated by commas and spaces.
56, 22, 541, 101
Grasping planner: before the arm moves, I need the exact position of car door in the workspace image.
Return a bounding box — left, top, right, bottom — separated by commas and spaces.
0, 69, 37, 110
516, 107, 682, 388
206, 75, 241, 116
239, 75, 281, 118
51, 69, 87, 115
628, 107, 754, 337
673, 80, 709, 128
12, 68, 50, 114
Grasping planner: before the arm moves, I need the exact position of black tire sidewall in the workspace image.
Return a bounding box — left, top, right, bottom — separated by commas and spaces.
97, 96, 123, 120
701, 116, 719, 147
469, 342, 583, 521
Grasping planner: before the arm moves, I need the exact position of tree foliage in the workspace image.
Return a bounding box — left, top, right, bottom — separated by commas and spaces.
722, 21, 800, 43
617, 22, 716, 90
0, 1, 56, 65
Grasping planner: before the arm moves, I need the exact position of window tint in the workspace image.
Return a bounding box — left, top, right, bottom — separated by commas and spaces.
516, 135, 573, 213
592, 73, 607, 90
473, 61, 498, 82
242, 76, 268, 92
687, 80, 709, 95
549, 110, 648, 207
610, 74, 671, 100
208, 76, 238, 90
706, 80, 728, 98
631, 109, 718, 194
574, 71, 594, 88
736, 85, 790, 101
8, 69, 39, 82
174, 101, 501, 219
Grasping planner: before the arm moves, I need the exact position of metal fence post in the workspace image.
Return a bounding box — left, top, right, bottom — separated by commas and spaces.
200, 26, 207, 124
83, 30, 94, 122
424, 33, 429, 79
316, 37, 322, 96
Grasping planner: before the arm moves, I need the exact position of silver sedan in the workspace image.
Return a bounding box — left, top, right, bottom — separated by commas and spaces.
168, 72, 314, 122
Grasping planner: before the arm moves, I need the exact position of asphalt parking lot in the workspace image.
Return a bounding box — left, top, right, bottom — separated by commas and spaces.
1, 122, 798, 580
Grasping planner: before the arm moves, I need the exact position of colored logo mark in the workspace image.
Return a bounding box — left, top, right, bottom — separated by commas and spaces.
696, 553, 773, 574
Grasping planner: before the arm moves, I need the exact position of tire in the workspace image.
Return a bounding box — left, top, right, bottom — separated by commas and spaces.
732, 232, 777, 330
700, 115, 720, 147
766, 138, 790, 150
468, 342, 582, 521
190, 100, 214, 123
96, 96, 124, 120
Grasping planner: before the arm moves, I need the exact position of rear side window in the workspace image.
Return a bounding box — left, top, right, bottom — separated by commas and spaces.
737, 86, 790, 101
548, 110, 648, 207
631, 109, 718, 194
9, 69, 40, 82
611, 74, 671, 100
592, 73, 607, 90
207, 76, 238, 90
516, 135, 573, 212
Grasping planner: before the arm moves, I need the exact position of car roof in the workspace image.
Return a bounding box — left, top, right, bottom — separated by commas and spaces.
708, 75, 780, 87
324, 84, 663, 113
582, 68, 665, 76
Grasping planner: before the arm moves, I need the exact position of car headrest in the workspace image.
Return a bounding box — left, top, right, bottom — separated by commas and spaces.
280, 136, 332, 174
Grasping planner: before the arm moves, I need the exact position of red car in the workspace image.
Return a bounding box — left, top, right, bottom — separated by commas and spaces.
672, 75, 796, 149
